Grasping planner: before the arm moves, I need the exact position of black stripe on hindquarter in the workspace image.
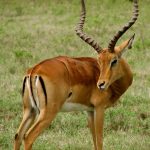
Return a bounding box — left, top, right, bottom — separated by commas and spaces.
39, 76, 47, 105
22, 76, 27, 97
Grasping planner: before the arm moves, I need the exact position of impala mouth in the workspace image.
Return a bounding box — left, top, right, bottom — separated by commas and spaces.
99, 85, 105, 90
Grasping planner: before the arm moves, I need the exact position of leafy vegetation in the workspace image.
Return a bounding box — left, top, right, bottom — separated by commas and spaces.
0, 0, 149, 149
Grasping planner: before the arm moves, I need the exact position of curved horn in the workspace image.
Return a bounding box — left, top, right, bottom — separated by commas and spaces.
108, 0, 139, 52
75, 0, 103, 53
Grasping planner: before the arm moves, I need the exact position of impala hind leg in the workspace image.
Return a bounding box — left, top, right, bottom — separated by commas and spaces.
14, 77, 37, 150
23, 103, 60, 150
87, 111, 97, 150
14, 108, 36, 150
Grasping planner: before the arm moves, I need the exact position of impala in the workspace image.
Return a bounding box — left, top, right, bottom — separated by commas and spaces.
14, 0, 139, 150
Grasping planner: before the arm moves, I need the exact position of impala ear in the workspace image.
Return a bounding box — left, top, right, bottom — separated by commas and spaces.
116, 34, 135, 57
127, 33, 135, 49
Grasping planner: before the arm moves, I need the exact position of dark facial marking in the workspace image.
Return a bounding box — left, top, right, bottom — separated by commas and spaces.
111, 59, 118, 67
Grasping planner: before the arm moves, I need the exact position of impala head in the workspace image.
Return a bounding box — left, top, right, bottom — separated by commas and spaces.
76, 0, 139, 90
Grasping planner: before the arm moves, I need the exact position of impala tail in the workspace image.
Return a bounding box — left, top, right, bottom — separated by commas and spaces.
25, 74, 48, 112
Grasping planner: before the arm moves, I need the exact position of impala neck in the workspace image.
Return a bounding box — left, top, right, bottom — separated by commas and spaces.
120, 58, 133, 86
110, 59, 133, 103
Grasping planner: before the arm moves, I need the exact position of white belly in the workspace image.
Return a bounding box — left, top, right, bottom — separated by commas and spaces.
60, 102, 94, 112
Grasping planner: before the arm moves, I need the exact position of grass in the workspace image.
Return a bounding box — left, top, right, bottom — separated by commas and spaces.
0, 0, 150, 149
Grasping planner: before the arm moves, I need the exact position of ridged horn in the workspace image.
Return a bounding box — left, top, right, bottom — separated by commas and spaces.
108, 0, 139, 52
75, 0, 103, 53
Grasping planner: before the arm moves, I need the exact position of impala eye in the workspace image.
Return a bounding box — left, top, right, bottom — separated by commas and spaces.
111, 59, 117, 67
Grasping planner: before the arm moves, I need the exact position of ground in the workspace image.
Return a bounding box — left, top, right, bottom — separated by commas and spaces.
0, 0, 150, 149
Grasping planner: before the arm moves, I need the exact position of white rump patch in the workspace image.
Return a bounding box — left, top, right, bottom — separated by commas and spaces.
35, 75, 40, 110
61, 102, 94, 112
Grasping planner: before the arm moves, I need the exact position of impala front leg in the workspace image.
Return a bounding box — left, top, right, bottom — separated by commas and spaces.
94, 106, 104, 150
87, 112, 97, 150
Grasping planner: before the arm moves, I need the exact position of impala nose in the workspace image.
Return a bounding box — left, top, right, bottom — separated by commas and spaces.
98, 81, 106, 90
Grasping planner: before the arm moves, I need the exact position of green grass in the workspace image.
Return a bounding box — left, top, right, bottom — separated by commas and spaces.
0, 0, 150, 149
